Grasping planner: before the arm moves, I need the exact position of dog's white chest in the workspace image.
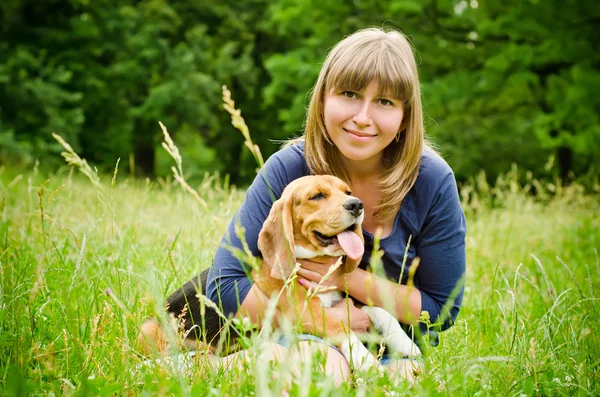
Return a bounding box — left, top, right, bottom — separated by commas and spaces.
294, 245, 346, 308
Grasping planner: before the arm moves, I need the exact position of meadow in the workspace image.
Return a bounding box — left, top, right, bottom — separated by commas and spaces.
1, 137, 599, 395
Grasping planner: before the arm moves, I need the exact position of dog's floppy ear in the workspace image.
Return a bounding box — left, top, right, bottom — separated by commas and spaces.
343, 224, 365, 273
258, 193, 296, 280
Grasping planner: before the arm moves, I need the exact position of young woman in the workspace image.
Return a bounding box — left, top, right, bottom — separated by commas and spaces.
205, 27, 466, 382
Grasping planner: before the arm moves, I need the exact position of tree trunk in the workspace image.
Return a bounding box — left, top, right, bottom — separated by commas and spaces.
133, 122, 156, 177
557, 146, 573, 183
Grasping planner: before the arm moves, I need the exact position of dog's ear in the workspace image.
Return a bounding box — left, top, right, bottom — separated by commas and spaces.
343, 224, 365, 273
258, 193, 296, 280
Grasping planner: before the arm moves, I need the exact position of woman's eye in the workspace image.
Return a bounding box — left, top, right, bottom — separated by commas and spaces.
310, 192, 327, 200
379, 98, 394, 106
341, 91, 357, 99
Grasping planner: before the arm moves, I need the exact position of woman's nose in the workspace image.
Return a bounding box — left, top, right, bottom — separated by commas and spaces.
352, 101, 373, 126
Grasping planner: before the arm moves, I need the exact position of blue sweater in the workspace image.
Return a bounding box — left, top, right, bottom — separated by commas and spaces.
206, 143, 466, 331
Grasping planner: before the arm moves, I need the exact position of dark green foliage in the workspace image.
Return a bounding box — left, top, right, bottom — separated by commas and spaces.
416, 0, 600, 181
1, 0, 598, 185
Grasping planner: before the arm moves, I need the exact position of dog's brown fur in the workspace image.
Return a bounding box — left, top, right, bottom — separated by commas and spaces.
138, 175, 364, 354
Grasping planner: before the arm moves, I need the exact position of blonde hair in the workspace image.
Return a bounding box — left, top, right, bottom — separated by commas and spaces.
287, 27, 430, 224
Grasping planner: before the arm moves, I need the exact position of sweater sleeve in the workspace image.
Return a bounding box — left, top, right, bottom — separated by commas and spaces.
414, 172, 467, 331
205, 146, 306, 317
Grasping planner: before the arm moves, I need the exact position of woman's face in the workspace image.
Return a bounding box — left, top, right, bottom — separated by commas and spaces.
324, 81, 405, 168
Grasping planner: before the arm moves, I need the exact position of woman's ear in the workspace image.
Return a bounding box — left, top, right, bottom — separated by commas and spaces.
257, 194, 296, 280
399, 107, 411, 132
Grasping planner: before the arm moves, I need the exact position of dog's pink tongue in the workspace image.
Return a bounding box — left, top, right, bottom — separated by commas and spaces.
337, 230, 364, 260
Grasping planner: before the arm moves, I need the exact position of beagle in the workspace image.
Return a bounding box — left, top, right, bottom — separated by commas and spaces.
139, 175, 421, 373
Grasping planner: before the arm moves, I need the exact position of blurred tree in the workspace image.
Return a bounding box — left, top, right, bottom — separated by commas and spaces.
0, 0, 85, 168
0, 0, 267, 180
415, 0, 600, 181
1, 0, 598, 185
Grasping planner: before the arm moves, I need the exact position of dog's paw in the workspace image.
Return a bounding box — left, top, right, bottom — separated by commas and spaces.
340, 334, 383, 375
361, 306, 422, 358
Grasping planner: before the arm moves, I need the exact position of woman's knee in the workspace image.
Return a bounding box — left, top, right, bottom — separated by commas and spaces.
262, 342, 288, 362
324, 347, 351, 383
292, 342, 350, 385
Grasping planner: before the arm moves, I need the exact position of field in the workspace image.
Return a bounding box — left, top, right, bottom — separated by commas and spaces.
1, 153, 599, 396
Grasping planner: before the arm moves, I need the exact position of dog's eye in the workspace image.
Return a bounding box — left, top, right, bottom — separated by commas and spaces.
346, 190, 352, 196
310, 192, 327, 200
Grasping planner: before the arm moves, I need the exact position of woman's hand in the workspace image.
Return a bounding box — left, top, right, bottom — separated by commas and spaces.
326, 298, 370, 333
296, 256, 348, 291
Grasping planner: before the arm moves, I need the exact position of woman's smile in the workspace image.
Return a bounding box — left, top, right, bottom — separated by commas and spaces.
344, 128, 376, 140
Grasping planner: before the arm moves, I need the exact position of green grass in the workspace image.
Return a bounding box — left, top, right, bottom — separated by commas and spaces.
1, 160, 598, 396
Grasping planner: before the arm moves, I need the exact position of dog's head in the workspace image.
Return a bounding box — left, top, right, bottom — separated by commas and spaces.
258, 175, 365, 280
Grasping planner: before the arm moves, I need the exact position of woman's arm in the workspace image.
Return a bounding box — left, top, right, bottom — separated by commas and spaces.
345, 268, 422, 324
237, 282, 370, 333
297, 261, 421, 325
411, 172, 466, 330
235, 284, 277, 325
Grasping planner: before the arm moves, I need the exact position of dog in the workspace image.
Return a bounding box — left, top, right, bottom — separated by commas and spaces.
139, 175, 421, 374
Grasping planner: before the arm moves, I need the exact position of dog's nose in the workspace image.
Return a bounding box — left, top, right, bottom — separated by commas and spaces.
343, 198, 364, 217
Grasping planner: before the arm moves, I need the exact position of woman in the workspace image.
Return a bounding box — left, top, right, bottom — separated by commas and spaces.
205, 27, 466, 382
